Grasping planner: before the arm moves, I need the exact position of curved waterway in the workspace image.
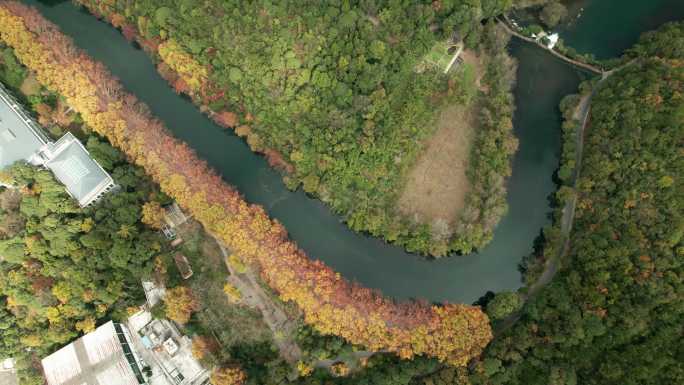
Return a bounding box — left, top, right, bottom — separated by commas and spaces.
24, 0, 680, 303
560, 0, 684, 60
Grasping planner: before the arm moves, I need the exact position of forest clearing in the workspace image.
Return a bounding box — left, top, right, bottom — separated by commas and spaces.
398, 102, 476, 229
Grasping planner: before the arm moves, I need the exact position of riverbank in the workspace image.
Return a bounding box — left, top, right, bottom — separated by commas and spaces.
468, 50, 684, 385
73, 0, 521, 257
23, 0, 587, 304
0, 1, 492, 367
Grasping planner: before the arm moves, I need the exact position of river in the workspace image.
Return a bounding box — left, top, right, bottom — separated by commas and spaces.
23, 0, 684, 303
560, 0, 684, 60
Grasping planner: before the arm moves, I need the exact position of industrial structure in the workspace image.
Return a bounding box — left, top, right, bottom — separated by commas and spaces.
0, 83, 115, 207
127, 310, 209, 385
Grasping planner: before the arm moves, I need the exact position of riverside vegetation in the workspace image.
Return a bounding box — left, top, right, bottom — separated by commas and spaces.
0, 15, 466, 385
0, 44, 165, 383
0, 0, 493, 376
421, 20, 684, 385
0, 40, 289, 384
2, 2, 681, 385
74, 0, 523, 256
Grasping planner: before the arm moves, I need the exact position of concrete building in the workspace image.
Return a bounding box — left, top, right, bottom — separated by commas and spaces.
0, 82, 115, 207
41, 321, 147, 385
126, 310, 209, 385
0, 358, 18, 385
41, 312, 209, 385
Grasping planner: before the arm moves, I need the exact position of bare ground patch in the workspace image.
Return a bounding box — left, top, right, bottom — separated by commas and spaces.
19, 73, 40, 96
397, 103, 476, 226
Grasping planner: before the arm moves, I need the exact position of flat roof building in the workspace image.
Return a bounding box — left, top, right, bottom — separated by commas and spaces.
0, 83, 49, 168
44, 132, 116, 206
41, 321, 146, 385
0, 82, 115, 207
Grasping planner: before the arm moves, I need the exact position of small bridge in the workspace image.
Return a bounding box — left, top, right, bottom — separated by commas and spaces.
497, 16, 604, 75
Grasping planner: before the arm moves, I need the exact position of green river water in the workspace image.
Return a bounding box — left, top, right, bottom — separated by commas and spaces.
560, 0, 684, 60
24, 0, 684, 303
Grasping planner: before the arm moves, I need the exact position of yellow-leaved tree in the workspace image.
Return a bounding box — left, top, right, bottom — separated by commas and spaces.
141, 201, 166, 229
164, 286, 199, 324
211, 366, 247, 385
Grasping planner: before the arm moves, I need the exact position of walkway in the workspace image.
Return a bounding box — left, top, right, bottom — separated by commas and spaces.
216, 241, 384, 372
313, 350, 379, 370
497, 16, 603, 75
217, 244, 303, 364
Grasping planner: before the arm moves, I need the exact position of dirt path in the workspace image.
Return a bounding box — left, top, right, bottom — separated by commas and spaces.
312, 350, 379, 369
217, 244, 302, 364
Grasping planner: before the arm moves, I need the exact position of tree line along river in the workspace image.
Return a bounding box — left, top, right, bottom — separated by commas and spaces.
24, 0, 684, 303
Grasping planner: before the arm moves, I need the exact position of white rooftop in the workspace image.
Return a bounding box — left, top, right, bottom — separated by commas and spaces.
41, 321, 145, 385
0, 84, 48, 168
44, 132, 115, 207
546, 33, 560, 49
0, 82, 115, 207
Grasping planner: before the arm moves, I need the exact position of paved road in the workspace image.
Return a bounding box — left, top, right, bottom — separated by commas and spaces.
492, 57, 637, 337
526, 89, 592, 297
526, 60, 636, 298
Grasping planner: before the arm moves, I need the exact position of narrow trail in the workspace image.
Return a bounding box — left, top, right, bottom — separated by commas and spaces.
492, 55, 638, 336
217, 244, 303, 364
217, 242, 385, 372
497, 16, 603, 75
312, 351, 379, 370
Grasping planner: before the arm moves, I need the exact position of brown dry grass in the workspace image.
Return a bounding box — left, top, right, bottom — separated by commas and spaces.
19, 73, 40, 96
397, 103, 476, 225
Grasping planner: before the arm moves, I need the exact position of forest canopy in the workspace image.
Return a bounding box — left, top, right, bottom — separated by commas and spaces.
0, 156, 163, 383
75, 0, 519, 256
459, 23, 684, 385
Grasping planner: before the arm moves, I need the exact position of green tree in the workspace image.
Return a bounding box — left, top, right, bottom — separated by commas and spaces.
486, 291, 522, 320
540, 2, 567, 28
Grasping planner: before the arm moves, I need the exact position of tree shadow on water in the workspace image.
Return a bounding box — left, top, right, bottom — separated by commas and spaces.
35, 0, 69, 6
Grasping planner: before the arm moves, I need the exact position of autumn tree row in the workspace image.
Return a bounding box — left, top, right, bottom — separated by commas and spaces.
74, 0, 518, 256
0, 2, 492, 366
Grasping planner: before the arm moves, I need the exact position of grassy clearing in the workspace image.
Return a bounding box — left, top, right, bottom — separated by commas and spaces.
460, 49, 486, 92
397, 102, 476, 227
397, 49, 488, 232
172, 222, 273, 359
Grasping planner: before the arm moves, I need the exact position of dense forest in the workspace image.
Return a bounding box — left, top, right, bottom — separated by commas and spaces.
0, 2, 493, 376
426, 21, 684, 385
0, 44, 167, 382
74, 0, 522, 256
0, 160, 161, 382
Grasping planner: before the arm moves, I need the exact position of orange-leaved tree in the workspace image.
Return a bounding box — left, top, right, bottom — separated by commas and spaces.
0, 2, 492, 367
211, 365, 247, 385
